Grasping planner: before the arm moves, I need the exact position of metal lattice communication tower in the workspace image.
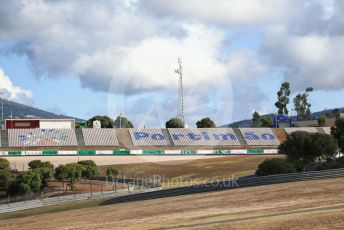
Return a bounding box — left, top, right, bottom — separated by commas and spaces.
174, 57, 184, 123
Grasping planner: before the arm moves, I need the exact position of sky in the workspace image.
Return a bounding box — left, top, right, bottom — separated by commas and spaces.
1, 0, 344, 127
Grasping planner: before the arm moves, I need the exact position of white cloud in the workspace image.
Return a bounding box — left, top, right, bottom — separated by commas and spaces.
3, 0, 344, 124
142, 0, 296, 26
263, 25, 344, 91
0, 68, 33, 103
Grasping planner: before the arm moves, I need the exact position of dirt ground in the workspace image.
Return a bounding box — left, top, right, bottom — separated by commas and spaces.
0, 177, 343, 230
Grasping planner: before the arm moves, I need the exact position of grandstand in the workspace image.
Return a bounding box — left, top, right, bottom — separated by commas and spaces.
82, 128, 118, 146
0, 127, 334, 155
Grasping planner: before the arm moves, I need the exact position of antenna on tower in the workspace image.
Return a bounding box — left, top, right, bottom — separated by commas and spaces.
174, 57, 184, 123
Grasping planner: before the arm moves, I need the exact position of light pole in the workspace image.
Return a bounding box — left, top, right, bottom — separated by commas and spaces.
119, 113, 122, 128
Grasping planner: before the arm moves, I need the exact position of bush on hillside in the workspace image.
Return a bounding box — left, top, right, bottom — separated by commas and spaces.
255, 158, 296, 176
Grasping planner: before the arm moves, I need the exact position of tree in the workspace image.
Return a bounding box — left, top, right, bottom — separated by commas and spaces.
77, 160, 99, 179
87, 115, 113, 128
311, 133, 338, 160
331, 118, 344, 153
8, 170, 42, 196
106, 167, 119, 177
333, 108, 341, 119
0, 158, 10, 171
113, 116, 134, 128
0, 158, 11, 193
293, 87, 313, 121
255, 158, 296, 176
317, 116, 327, 127
275, 82, 291, 115
0, 171, 12, 193
165, 118, 184, 128
252, 111, 260, 127
64, 163, 84, 190
279, 131, 337, 171
28, 160, 53, 170
260, 116, 273, 128
55, 165, 67, 191
196, 117, 216, 128
28, 160, 54, 189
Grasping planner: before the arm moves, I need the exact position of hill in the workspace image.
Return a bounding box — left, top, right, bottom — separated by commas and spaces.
221, 108, 344, 127
0, 99, 82, 121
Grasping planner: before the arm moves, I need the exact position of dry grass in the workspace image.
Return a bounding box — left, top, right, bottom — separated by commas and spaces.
100, 155, 283, 187
0, 177, 343, 230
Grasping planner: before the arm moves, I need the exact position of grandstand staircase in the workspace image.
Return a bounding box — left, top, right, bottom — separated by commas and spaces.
162, 129, 174, 146
0, 130, 9, 148
316, 127, 326, 134
75, 129, 85, 147
233, 128, 248, 147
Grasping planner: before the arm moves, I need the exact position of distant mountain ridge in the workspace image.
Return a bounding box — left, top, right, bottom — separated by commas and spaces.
0, 99, 82, 121
221, 108, 344, 128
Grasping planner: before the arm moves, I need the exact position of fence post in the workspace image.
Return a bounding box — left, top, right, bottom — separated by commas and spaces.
7, 194, 9, 205
115, 178, 117, 192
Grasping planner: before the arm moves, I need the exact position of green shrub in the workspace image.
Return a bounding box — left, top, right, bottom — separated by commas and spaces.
255, 158, 296, 176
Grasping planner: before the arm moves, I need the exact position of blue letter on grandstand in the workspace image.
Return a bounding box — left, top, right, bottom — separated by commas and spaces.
213, 133, 237, 141
244, 132, 259, 140
261, 133, 275, 140
202, 132, 210, 140
152, 134, 165, 140
172, 134, 184, 140
188, 132, 201, 140
134, 132, 149, 140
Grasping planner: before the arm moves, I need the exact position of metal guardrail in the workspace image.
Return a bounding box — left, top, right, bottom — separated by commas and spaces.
0, 186, 161, 214
102, 168, 344, 205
